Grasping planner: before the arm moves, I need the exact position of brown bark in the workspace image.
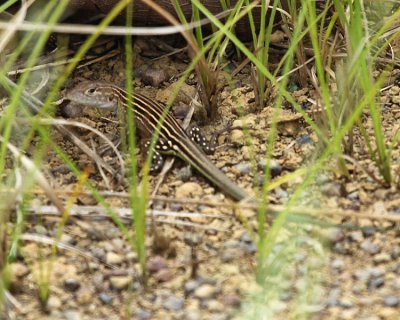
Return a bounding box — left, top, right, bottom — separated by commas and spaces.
25, 0, 288, 40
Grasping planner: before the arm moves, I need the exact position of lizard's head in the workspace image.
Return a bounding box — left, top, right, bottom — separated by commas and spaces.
66, 81, 119, 109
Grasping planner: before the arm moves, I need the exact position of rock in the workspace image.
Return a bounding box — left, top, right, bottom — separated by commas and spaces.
106, 251, 125, 265
231, 115, 256, 130
175, 182, 203, 198
148, 256, 168, 273
63, 310, 82, 320
239, 232, 252, 244
185, 309, 201, 320
320, 182, 343, 197
47, 296, 61, 310
194, 284, 216, 299
324, 228, 345, 243
368, 277, 384, 290
184, 234, 202, 246
230, 129, 245, 146
184, 280, 200, 295
339, 297, 353, 309
257, 159, 282, 178
9, 262, 29, 279
110, 275, 132, 290
383, 295, 399, 307
296, 134, 313, 145
99, 292, 113, 304
233, 162, 252, 175
163, 295, 184, 311
221, 248, 237, 262
206, 300, 224, 311
354, 267, 384, 282
127, 251, 138, 262
391, 246, 400, 259
348, 231, 363, 242
64, 278, 81, 292
360, 240, 381, 254
391, 278, 400, 290
77, 288, 92, 305
331, 259, 344, 270
327, 288, 341, 306
221, 294, 241, 307
154, 269, 174, 282
275, 188, 289, 200
373, 253, 391, 263
176, 165, 193, 181
156, 83, 197, 105
362, 226, 376, 237
141, 68, 168, 87
134, 308, 152, 319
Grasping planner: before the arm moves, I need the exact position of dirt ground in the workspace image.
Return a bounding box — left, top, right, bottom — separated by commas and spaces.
3, 35, 400, 320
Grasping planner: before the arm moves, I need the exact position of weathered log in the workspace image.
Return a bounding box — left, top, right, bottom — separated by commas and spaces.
23, 0, 291, 40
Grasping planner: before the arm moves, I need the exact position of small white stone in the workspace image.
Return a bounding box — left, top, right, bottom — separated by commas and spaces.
106, 252, 125, 265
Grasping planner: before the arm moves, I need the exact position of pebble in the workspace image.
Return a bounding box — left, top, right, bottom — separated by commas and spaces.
47, 296, 61, 310
63, 310, 82, 320
99, 292, 113, 304
354, 267, 384, 282
327, 288, 341, 306
368, 277, 385, 290
148, 256, 168, 273
347, 191, 359, 200
231, 115, 256, 129
185, 309, 201, 320
362, 226, 376, 237
134, 308, 152, 320
185, 280, 200, 295
221, 248, 237, 262
230, 129, 245, 146
383, 295, 399, 307
76, 288, 92, 305
106, 251, 125, 265
339, 297, 353, 309
110, 275, 132, 290
373, 253, 391, 263
257, 159, 282, 177
390, 277, 400, 290
221, 294, 241, 307
332, 242, 348, 255
253, 175, 266, 187
348, 231, 363, 242
176, 165, 193, 181
360, 240, 381, 254
275, 189, 289, 200
163, 295, 184, 311
194, 284, 216, 299
391, 246, 400, 259
320, 182, 343, 197
154, 269, 174, 282
60, 234, 76, 245
141, 68, 168, 87
206, 300, 224, 311
64, 278, 81, 292
239, 232, 252, 244
244, 243, 257, 254
9, 262, 29, 279
324, 228, 345, 243
175, 182, 203, 198
234, 162, 252, 175
331, 259, 345, 270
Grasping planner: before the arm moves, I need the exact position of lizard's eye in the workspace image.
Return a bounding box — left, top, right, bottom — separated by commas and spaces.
86, 87, 96, 95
